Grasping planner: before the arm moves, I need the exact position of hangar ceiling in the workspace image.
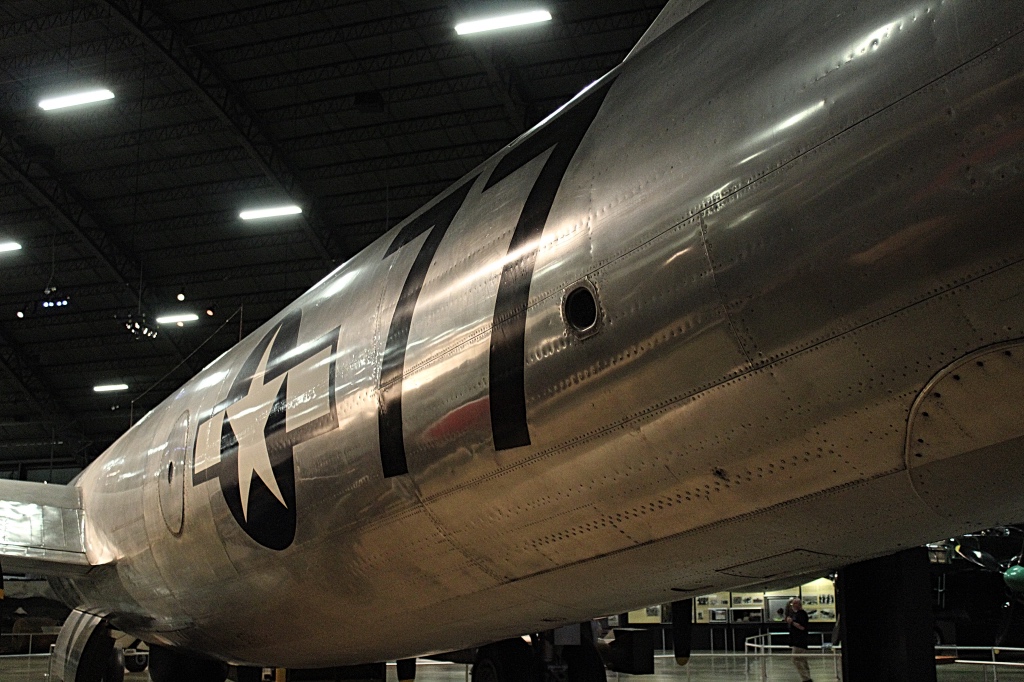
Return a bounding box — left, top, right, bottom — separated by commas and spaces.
0, 0, 667, 479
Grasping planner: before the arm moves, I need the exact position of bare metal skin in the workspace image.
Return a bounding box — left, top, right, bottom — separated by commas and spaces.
5, 0, 1024, 669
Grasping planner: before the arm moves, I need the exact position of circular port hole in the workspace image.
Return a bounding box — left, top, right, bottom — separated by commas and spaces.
565, 286, 599, 334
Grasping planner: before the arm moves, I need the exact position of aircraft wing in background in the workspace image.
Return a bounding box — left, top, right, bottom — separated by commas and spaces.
0, 479, 95, 576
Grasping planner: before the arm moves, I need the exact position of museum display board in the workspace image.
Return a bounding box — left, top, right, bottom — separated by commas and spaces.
799, 578, 837, 622
695, 579, 836, 624
635, 579, 836, 626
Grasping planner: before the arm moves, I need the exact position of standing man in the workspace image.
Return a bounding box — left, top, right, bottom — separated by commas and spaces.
786, 598, 812, 682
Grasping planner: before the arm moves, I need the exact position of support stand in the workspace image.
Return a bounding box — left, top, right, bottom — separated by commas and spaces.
838, 547, 936, 682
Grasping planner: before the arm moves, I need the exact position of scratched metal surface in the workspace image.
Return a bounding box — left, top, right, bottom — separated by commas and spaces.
54, 0, 1024, 668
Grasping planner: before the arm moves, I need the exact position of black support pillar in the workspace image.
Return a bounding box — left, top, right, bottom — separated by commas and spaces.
838, 547, 936, 682
670, 600, 693, 665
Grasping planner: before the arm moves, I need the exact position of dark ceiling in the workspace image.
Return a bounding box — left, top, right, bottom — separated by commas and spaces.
0, 0, 667, 479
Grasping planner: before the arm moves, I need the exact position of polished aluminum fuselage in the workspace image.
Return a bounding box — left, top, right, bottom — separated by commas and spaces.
61, 0, 1024, 667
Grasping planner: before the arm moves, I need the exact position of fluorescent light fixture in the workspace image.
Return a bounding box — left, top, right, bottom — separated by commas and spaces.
239, 205, 302, 220
455, 10, 552, 35
0, 241, 22, 253
156, 313, 199, 324
94, 384, 128, 393
39, 89, 115, 111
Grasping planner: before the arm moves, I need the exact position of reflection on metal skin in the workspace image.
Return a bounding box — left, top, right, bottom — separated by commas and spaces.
7, 0, 1024, 670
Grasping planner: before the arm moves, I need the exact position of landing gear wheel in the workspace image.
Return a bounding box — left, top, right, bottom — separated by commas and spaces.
104, 648, 125, 682
473, 639, 537, 682
563, 639, 606, 682
124, 652, 148, 673
149, 645, 229, 682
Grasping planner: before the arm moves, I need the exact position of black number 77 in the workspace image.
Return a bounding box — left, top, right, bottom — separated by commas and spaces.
378, 79, 615, 478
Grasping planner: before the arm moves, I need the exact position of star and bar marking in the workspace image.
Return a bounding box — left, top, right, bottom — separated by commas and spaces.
192, 310, 339, 550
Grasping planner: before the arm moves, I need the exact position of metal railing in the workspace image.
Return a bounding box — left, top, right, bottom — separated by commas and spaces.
0, 632, 55, 656
934, 645, 1024, 681
744, 631, 841, 681
746, 635, 1024, 681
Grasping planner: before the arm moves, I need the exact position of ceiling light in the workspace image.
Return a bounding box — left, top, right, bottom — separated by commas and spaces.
156, 313, 198, 325
39, 89, 115, 111
455, 10, 552, 35
124, 311, 158, 339
239, 205, 302, 220
177, 288, 185, 302
41, 286, 69, 309
0, 241, 22, 253
94, 384, 128, 393
16, 311, 24, 319
206, 305, 216, 317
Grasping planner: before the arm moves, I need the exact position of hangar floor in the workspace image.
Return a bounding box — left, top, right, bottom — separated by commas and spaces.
1, 653, 1020, 681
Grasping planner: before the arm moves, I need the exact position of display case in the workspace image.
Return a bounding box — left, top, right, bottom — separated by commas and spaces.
765, 589, 798, 623
729, 607, 763, 623
708, 608, 729, 623
727, 591, 762, 623
694, 592, 731, 624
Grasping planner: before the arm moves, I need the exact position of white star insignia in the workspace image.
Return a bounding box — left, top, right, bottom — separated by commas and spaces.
225, 329, 288, 521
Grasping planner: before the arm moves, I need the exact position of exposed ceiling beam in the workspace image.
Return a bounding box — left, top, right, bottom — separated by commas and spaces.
446, 1, 533, 134
181, 3, 447, 41
0, 61, 182, 113
100, 0, 335, 267
288, 107, 507, 150
66, 147, 251, 183
0, 123, 198, 378
54, 119, 223, 158
18, 90, 203, 136
0, 328, 90, 462
92, 175, 276, 207
223, 39, 461, 81
304, 142, 496, 182
0, 4, 111, 40
0, 34, 141, 74
248, 71, 491, 110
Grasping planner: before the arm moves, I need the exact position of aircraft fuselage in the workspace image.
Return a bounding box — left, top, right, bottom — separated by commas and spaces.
55, 0, 1024, 668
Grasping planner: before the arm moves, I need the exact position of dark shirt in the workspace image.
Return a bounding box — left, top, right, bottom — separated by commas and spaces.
789, 609, 810, 649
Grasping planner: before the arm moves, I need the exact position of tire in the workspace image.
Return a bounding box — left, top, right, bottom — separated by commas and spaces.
124, 652, 148, 673
73, 629, 115, 682
104, 648, 125, 682
472, 639, 536, 682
